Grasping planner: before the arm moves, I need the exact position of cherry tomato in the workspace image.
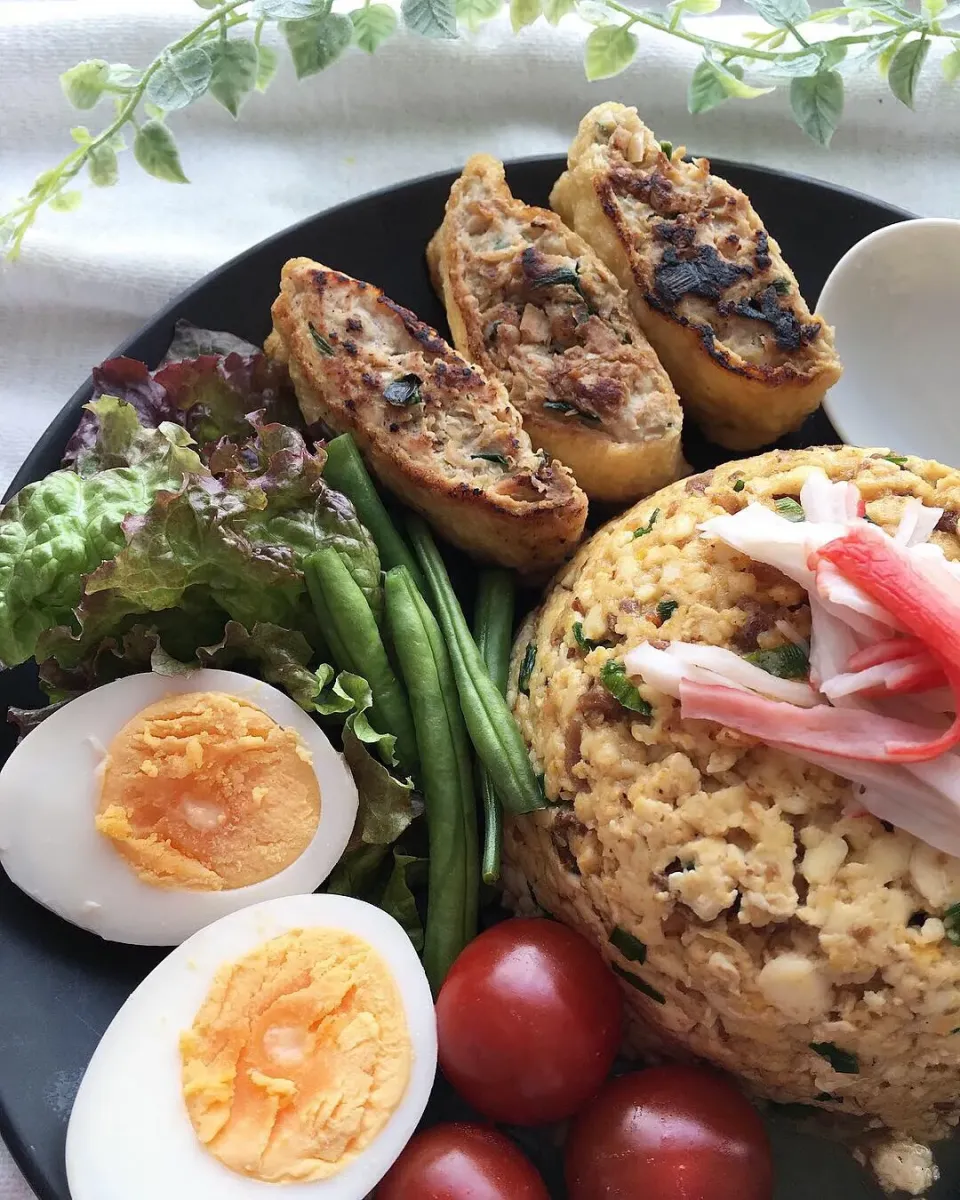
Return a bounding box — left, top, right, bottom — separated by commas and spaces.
376, 1123, 549, 1199
435, 918, 623, 1124
565, 1065, 774, 1200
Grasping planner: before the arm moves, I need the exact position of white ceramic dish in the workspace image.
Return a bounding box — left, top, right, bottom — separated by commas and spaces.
817, 218, 960, 461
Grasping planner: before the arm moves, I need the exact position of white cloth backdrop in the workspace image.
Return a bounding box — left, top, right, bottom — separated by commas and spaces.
0, 0, 959, 1195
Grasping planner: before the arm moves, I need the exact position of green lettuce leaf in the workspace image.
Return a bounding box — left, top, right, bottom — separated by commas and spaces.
380, 852, 427, 951
0, 398, 202, 667
343, 724, 419, 844
326, 843, 390, 897
80, 421, 381, 637
326, 847, 426, 951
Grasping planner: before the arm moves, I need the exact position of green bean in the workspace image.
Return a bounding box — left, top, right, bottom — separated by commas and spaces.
385, 566, 471, 991
408, 581, 478, 942
304, 548, 419, 775
323, 434, 427, 594
473, 570, 515, 885
407, 516, 545, 816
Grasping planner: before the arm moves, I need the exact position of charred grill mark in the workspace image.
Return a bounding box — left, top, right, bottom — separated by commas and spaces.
345, 317, 363, 333
361, 371, 378, 389
717, 286, 822, 353
654, 245, 752, 307
755, 230, 772, 271
609, 167, 682, 218
654, 220, 697, 250
596, 177, 822, 384
644, 294, 810, 381
377, 295, 449, 355
343, 339, 359, 357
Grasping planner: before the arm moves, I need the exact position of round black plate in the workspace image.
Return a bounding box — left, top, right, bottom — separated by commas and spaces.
1, 157, 944, 1200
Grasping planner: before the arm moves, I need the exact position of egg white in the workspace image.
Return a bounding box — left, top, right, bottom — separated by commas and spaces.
65, 894, 438, 1200
0, 670, 359, 945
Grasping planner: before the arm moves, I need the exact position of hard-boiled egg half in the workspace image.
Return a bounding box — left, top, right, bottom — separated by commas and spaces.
67, 894, 438, 1200
0, 670, 358, 945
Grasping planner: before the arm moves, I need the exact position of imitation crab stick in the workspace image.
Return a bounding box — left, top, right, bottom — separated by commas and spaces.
816, 525, 960, 655
680, 677, 960, 763
845, 636, 928, 674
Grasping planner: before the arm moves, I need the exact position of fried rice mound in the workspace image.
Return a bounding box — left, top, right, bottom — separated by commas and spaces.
503, 446, 960, 1197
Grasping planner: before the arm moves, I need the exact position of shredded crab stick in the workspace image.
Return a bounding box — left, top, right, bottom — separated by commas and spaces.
814, 560, 901, 632
816, 525, 960, 672
680, 678, 960, 762
622, 642, 818, 707
821, 654, 946, 701
895, 496, 944, 547
845, 636, 928, 673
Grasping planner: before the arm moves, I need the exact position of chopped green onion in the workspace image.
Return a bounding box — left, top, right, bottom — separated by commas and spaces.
633, 508, 660, 538
610, 927, 647, 963
775, 497, 805, 522
471, 452, 509, 467
884, 453, 909, 467
772, 277, 792, 295
657, 599, 679, 623
733, 478, 745, 493
308, 324, 334, 356
573, 621, 606, 653
530, 264, 585, 296
810, 1042, 859, 1074
613, 963, 665, 1003
745, 643, 809, 680
600, 660, 652, 716
543, 399, 601, 424
518, 642, 537, 695
659, 139, 673, 157
384, 374, 423, 406
943, 902, 960, 945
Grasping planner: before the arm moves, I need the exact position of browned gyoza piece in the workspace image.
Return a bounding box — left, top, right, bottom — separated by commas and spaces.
268, 257, 587, 575
428, 154, 687, 504
550, 104, 843, 451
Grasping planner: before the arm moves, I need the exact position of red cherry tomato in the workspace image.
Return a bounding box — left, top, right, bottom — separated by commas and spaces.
435, 918, 623, 1125
376, 1123, 549, 1200
565, 1065, 774, 1200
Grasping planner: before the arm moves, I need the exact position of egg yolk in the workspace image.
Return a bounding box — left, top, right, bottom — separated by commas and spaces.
96, 691, 320, 891
179, 927, 411, 1183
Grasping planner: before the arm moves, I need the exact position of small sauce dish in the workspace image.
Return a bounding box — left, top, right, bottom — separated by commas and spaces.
817, 218, 960, 460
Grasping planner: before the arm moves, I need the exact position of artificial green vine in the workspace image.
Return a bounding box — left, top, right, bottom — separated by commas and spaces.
1, 0, 958, 258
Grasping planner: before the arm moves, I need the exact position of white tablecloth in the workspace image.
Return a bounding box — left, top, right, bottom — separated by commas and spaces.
1, 0, 960, 1194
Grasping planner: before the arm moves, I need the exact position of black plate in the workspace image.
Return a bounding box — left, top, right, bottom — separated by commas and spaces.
0, 157, 940, 1200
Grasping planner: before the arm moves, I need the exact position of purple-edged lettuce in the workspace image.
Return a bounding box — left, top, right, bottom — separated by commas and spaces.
1, 324, 381, 682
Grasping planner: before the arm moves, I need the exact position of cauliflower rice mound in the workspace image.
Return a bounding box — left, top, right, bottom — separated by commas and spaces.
504, 446, 960, 1196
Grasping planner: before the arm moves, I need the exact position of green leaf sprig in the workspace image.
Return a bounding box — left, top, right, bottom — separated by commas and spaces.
3, 0, 960, 257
